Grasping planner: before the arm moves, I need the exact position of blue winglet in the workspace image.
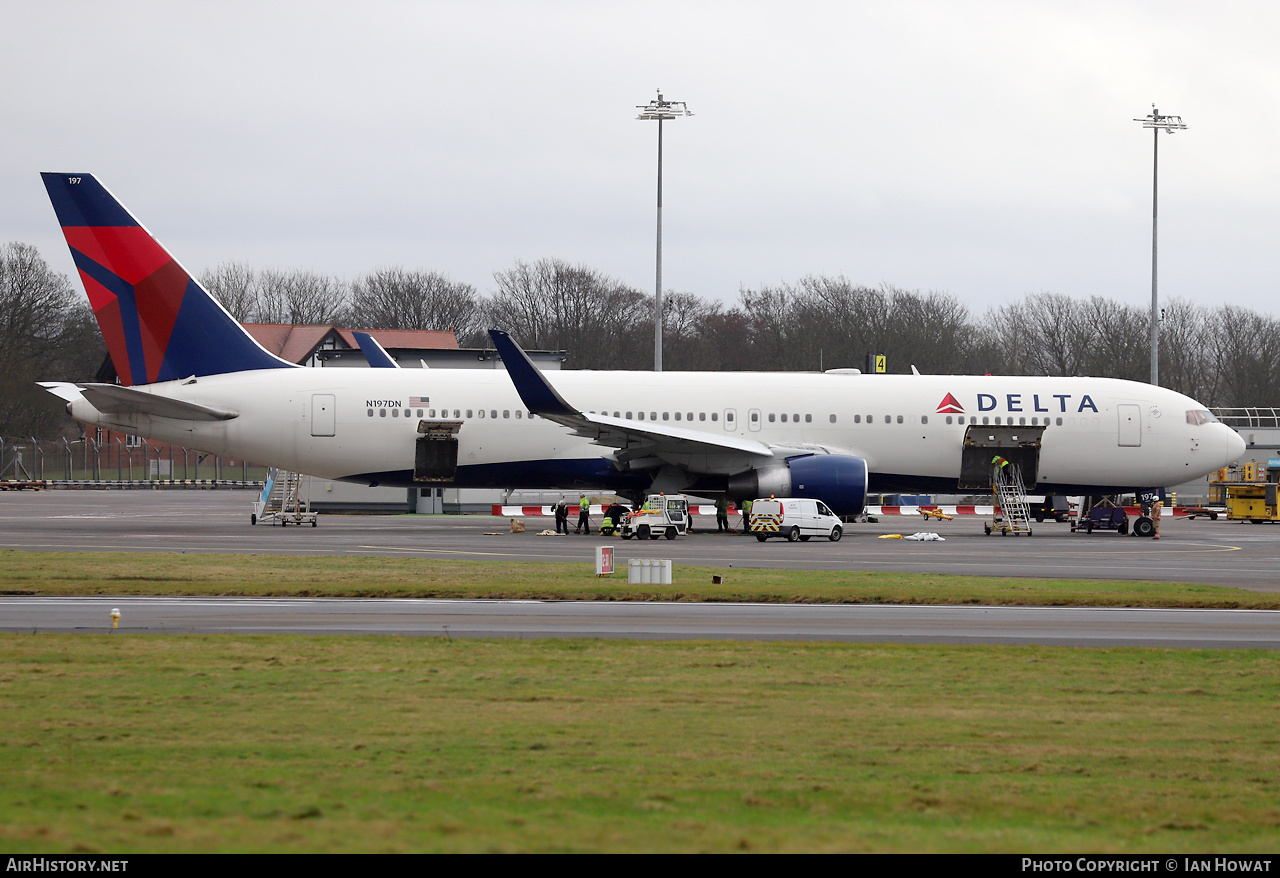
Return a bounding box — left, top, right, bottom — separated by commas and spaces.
488, 329, 579, 419
352, 331, 399, 368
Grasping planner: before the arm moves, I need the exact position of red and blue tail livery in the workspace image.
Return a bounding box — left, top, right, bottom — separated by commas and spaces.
40, 173, 294, 386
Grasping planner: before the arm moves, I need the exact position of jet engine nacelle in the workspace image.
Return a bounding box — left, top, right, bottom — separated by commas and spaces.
726, 454, 868, 516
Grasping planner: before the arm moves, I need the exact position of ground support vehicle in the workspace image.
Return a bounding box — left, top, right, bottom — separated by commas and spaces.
1207, 463, 1280, 524
1070, 498, 1129, 535
618, 494, 690, 540
1034, 495, 1072, 523
749, 498, 843, 542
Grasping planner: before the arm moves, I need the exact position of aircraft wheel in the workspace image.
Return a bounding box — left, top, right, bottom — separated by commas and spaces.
251, 514, 257, 525
829, 526, 842, 542
787, 526, 801, 542
1133, 517, 1155, 538
756, 534, 768, 542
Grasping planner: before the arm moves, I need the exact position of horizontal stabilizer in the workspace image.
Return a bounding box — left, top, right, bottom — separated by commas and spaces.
75, 383, 238, 421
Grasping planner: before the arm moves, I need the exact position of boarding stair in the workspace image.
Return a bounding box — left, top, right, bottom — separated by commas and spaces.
251, 467, 317, 527
986, 463, 1034, 536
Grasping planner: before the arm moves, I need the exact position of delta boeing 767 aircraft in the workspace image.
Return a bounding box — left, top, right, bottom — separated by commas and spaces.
37, 173, 1244, 520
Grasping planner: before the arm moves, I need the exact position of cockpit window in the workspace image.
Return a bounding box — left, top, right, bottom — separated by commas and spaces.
1186, 410, 1219, 425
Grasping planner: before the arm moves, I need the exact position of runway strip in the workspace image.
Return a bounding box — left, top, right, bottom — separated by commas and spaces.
4, 596, 1278, 649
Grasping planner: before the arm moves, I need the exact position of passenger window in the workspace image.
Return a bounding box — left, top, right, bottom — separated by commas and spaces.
379, 409, 386, 418
478, 410, 485, 418
805, 414, 812, 423
662, 412, 669, 421
896, 415, 903, 424
946, 416, 952, 424
416, 409, 423, 418
367, 409, 374, 417
466, 410, 473, 418
392, 409, 399, 417
638, 412, 645, 420
626, 411, 633, 419
675, 412, 682, 421
854, 415, 861, 423
712, 412, 719, 421
503, 410, 510, 418
884, 415, 891, 424
699, 413, 706, 421
959, 416, 965, 425
491, 410, 497, 419
651, 412, 657, 420
515, 411, 522, 419
687, 412, 693, 421
769, 414, 776, 423
829, 414, 837, 423
921, 415, 928, 424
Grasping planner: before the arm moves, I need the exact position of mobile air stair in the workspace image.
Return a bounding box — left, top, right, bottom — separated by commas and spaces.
251, 467, 317, 527
985, 463, 1033, 536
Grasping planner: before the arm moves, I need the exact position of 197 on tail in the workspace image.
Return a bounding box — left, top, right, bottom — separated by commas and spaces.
41, 173, 294, 386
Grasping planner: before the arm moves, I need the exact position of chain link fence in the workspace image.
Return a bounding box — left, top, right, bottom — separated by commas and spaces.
0, 437, 267, 485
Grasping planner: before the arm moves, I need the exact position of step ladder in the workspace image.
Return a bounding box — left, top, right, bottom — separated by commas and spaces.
252, 467, 317, 527
986, 463, 1033, 536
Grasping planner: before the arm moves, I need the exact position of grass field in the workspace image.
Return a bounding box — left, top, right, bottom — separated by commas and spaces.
3, 549, 1278, 608
2, 634, 1279, 853
3, 550, 1279, 852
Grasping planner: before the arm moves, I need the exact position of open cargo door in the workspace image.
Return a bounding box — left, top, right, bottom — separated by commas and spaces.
959, 424, 1045, 490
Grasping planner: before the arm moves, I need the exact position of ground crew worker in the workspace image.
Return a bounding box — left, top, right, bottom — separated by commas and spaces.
576, 493, 590, 534
715, 496, 730, 533
554, 496, 569, 534
991, 454, 1010, 470
741, 498, 753, 534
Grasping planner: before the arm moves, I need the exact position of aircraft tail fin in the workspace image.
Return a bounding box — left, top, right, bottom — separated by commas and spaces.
40, 173, 297, 386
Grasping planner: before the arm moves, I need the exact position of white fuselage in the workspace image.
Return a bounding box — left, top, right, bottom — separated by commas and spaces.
67, 367, 1244, 493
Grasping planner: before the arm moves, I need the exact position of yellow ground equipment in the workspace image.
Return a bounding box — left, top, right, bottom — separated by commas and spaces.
1209, 463, 1280, 524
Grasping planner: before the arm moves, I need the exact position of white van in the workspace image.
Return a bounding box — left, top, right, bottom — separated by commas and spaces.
749, 498, 843, 542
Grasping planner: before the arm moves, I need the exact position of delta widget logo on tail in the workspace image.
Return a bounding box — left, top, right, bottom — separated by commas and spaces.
936, 393, 964, 414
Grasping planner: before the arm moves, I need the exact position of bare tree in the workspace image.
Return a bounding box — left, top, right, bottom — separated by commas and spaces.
347, 268, 479, 341
486, 258, 649, 368
255, 269, 348, 325
0, 242, 100, 437
198, 261, 259, 322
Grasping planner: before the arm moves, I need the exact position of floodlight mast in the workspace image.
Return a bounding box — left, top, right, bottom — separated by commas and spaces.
1133, 105, 1187, 386
637, 90, 693, 372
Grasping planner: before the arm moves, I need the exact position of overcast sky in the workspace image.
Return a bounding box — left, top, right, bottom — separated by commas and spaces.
4, 1, 1277, 318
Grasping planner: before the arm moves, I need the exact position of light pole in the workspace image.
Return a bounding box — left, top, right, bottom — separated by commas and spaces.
1133, 104, 1187, 386
636, 90, 693, 372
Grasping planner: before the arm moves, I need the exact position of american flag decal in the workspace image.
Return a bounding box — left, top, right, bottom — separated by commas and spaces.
410, 396, 430, 407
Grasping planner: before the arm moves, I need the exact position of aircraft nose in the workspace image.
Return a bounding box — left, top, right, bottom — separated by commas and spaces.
1225, 426, 1246, 464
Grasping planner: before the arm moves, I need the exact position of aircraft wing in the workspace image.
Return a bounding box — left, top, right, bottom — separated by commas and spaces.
40, 382, 239, 421
488, 330, 774, 459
